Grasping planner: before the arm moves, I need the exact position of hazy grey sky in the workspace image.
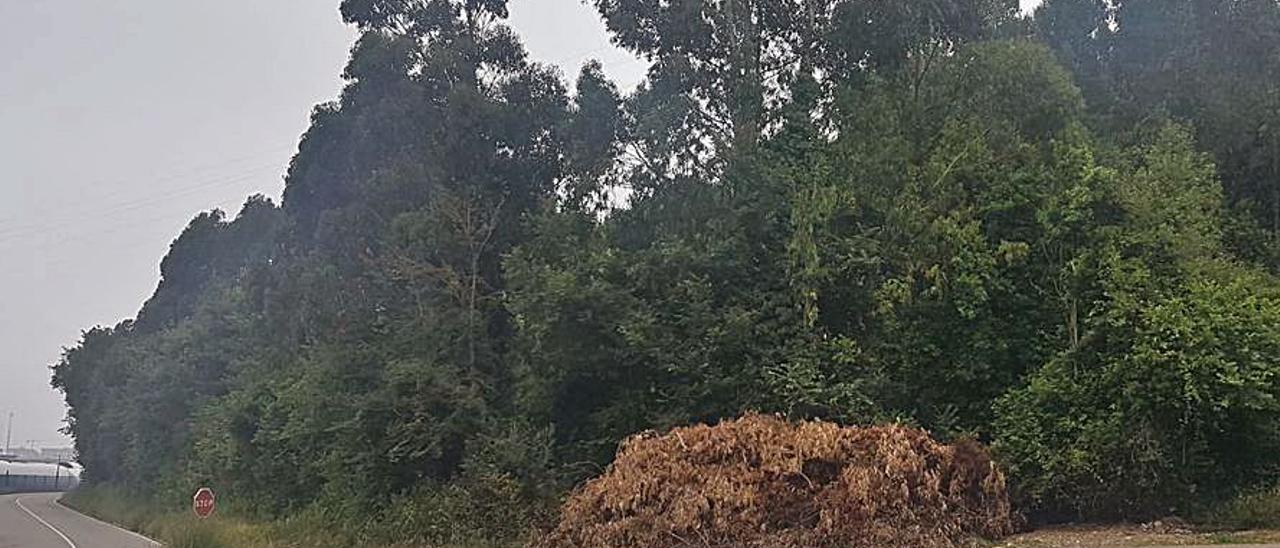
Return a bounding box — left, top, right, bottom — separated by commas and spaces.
0, 0, 1042, 449
0, 0, 645, 449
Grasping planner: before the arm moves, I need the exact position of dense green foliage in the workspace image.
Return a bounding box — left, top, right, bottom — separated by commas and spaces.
51, 0, 1280, 539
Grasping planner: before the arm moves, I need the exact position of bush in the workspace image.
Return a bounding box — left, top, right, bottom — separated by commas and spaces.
163, 524, 227, 548
539, 414, 1016, 548
994, 262, 1280, 520
364, 473, 548, 547
1203, 486, 1280, 530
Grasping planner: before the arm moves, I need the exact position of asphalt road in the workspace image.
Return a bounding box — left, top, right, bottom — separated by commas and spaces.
0, 493, 159, 548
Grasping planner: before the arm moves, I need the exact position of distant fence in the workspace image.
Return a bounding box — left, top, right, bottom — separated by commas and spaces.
0, 472, 79, 494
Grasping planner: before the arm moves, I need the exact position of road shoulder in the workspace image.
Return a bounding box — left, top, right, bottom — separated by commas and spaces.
13, 492, 161, 548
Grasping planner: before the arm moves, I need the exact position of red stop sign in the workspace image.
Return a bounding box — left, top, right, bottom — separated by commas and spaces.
193, 487, 216, 519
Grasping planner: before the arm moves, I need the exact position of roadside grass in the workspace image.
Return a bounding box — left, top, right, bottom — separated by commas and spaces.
1201, 486, 1280, 532
996, 525, 1280, 547
1200, 531, 1280, 545
59, 485, 528, 548
64, 481, 1280, 548
59, 485, 155, 535
61, 486, 346, 548
996, 486, 1280, 547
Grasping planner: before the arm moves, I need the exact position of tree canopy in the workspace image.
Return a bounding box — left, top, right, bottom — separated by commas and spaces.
51, 0, 1280, 541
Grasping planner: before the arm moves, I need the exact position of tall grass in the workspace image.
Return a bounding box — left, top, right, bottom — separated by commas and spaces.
60, 484, 532, 548
62, 486, 305, 548
1202, 486, 1280, 530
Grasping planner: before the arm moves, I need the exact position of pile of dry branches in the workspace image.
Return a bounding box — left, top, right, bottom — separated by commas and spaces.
539, 414, 1016, 547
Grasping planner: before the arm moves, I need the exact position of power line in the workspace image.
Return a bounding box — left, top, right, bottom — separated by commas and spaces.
0, 161, 284, 246
0, 158, 283, 237
21, 184, 277, 272
0, 142, 294, 239
11, 140, 293, 210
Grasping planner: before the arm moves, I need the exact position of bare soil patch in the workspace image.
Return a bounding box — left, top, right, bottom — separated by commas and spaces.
998, 524, 1280, 546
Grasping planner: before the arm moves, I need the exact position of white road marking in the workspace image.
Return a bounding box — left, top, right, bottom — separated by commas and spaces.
53, 499, 161, 546
14, 496, 77, 548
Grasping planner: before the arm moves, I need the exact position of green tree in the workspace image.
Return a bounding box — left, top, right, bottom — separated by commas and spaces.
995, 126, 1280, 519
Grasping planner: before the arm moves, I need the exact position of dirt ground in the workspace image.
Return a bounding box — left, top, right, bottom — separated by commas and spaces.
997, 524, 1280, 547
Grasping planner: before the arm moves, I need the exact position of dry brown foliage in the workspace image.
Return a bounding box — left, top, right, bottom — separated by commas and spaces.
538, 414, 1016, 548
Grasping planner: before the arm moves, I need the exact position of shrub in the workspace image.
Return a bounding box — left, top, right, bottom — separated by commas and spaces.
365, 473, 547, 547
1203, 485, 1280, 530
163, 524, 228, 548
994, 262, 1280, 520
539, 414, 1015, 548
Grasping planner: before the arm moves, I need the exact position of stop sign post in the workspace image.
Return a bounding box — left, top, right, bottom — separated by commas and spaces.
193, 487, 216, 519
